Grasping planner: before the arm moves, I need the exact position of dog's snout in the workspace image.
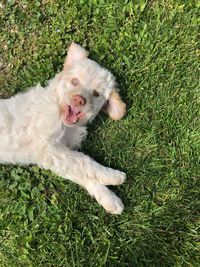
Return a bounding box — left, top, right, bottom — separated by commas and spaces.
72, 95, 86, 107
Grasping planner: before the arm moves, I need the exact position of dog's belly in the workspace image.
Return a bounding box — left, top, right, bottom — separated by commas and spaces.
0, 113, 32, 150
0, 130, 31, 149
0, 126, 35, 164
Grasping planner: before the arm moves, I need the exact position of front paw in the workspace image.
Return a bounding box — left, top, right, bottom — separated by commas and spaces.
99, 168, 126, 186
101, 190, 124, 214
112, 170, 126, 185
86, 182, 124, 214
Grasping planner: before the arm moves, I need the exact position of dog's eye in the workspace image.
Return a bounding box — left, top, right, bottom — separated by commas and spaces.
93, 90, 100, 97
71, 77, 79, 86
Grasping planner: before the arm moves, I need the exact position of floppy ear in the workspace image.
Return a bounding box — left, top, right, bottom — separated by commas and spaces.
64, 42, 89, 69
104, 91, 126, 120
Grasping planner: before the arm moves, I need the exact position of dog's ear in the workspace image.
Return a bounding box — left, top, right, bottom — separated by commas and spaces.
104, 90, 126, 120
64, 42, 89, 69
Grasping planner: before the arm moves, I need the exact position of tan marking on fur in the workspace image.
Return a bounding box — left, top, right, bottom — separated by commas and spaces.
105, 91, 126, 120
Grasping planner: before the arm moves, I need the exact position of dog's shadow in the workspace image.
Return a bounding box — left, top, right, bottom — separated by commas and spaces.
81, 110, 124, 166
81, 113, 107, 161
82, 111, 127, 159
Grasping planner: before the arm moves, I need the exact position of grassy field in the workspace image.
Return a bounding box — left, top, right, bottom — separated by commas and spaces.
0, 0, 199, 266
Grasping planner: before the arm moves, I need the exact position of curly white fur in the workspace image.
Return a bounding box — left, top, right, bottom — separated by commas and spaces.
0, 43, 126, 214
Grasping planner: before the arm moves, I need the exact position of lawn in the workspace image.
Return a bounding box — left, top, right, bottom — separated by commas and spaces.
0, 0, 199, 266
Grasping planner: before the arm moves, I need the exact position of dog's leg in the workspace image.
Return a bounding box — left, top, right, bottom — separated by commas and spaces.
36, 145, 125, 214
39, 145, 126, 186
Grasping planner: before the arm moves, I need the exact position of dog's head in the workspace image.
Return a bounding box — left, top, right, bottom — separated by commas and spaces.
56, 43, 126, 126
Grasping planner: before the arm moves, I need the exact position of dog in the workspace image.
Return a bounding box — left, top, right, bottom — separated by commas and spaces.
0, 43, 126, 214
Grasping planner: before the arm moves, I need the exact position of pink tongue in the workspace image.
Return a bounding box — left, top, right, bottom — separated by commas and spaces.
67, 106, 79, 123
67, 114, 78, 123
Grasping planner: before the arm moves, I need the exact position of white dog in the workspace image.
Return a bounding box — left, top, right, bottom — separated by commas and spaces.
0, 43, 126, 214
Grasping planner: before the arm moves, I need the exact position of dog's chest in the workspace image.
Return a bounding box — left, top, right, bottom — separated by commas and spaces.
56, 126, 87, 150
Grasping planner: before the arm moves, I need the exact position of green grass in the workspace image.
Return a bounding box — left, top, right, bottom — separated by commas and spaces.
0, 0, 199, 266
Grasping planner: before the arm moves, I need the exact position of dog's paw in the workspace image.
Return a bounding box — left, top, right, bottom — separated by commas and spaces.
112, 170, 126, 185
102, 191, 124, 214
99, 169, 126, 186
87, 183, 124, 214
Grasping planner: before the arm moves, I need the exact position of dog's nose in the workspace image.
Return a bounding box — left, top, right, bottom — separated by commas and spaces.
72, 95, 86, 106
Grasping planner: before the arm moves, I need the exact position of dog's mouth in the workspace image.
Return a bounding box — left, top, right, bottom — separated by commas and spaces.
63, 104, 85, 125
